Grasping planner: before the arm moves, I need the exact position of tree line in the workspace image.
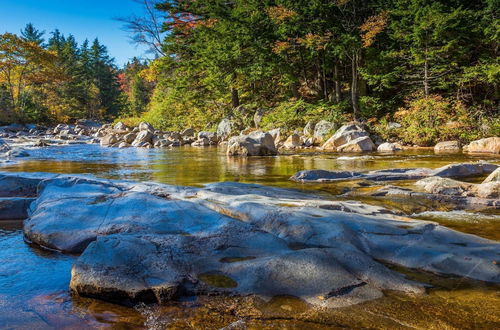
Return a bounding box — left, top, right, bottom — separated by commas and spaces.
121, 0, 498, 144
0, 24, 148, 124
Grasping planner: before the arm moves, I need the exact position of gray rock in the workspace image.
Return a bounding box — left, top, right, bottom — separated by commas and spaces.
11, 174, 497, 308
100, 134, 118, 147
138, 122, 154, 132
198, 131, 218, 144
217, 118, 233, 141
337, 136, 376, 152
313, 120, 335, 144
322, 123, 369, 151
303, 121, 314, 137
377, 142, 402, 152
192, 137, 210, 147
131, 130, 153, 147
113, 122, 128, 131
434, 141, 461, 153
291, 163, 498, 183
227, 131, 277, 156
0, 197, 35, 220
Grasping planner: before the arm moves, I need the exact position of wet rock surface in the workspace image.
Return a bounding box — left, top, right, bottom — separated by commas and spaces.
291, 162, 499, 183
1, 172, 498, 308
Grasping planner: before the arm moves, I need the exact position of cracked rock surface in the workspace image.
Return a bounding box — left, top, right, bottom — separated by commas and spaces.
1, 172, 498, 308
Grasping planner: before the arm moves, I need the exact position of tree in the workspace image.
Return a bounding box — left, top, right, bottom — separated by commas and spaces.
20, 23, 45, 46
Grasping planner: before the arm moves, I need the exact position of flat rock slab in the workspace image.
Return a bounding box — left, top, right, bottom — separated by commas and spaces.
291, 163, 499, 182
0, 197, 36, 220
1, 172, 496, 308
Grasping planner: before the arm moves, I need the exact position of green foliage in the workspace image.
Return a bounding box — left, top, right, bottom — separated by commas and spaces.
260, 100, 348, 132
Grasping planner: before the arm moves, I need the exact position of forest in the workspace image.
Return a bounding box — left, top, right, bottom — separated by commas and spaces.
1, 0, 499, 145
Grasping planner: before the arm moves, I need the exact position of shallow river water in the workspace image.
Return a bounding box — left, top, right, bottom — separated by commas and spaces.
0, 144, 499, 329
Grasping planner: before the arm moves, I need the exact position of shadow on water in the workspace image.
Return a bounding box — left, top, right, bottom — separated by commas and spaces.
0, 144, 499, 328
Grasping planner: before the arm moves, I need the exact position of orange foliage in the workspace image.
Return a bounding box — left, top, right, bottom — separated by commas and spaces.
266, 6, 297, 23
360, 11, 388, 48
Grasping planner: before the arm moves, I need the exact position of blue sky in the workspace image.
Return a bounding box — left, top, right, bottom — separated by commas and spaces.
0, 0, 153, 66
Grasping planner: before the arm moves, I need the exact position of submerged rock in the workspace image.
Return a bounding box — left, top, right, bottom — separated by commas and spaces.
3, 172, 494, 308
291, 163, 499, 183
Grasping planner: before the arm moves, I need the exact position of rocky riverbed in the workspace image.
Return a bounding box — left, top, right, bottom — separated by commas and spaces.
0, 140, 499, 328
0, 169, 498, 309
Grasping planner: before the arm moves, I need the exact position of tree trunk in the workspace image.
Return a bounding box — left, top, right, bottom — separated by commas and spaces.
351, 52, 359, 119
290, 81, 300, 99
424, 42, 429, 97
334, 61, 341, 103
231, 87, 240, 108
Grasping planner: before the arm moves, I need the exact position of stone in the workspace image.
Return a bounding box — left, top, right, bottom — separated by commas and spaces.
113, 122, 128, 131
416, 177, 475, 196
313, 120, 335, 144
387, 122, 401, 129
138, 122, 154, 132
303, 121, 314, 137
118, 142, 130, 148
32, 139, 50, 147
483, 167, 500, 183
268, 128, 281, 145
475, 182, 500, 199
283, 133, 301, 149
192, 137, 210, 147
434, 141, 461, 153
377, 142, 402, 152
198, 131, 218, 144
131, 130, 153, 147
0, 197, 35, 220
322, 123, 369, 151
123, 133, 137, 144
100, 134, 118, 147
217, 118, 233, 141
7, 173, 497, 308
181, 128, 195, 137
467, 137, 500, 154
290, 163, 498, 183
432, 163, 498, 178
227, 131, 277, 156
337, 136, 376, 153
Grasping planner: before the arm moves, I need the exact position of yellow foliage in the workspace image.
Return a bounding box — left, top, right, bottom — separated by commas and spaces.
360, 11, 388, 48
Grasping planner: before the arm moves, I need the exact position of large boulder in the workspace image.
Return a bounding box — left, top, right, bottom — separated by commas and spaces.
131, 130, 153, 147
123, 133, 137, 144
337, 136, 376, 153
113, 122, 128, 131
138, 122, 154, 132
217, 118, 233, 141
100, 134, 118, 147
283, 133, 301, 149
322, 123, 369, 151
313, 120, 335, 144
10, 173, 498, 308
192, 137, 210, 147
467, 137, 500, 154
268, 128, 281, 145
227, 131, 277, 156
198, 131, 218, 144
434, 141, 461, 153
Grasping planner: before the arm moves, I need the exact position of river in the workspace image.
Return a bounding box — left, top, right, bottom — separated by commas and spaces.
1, 144, 499, 328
